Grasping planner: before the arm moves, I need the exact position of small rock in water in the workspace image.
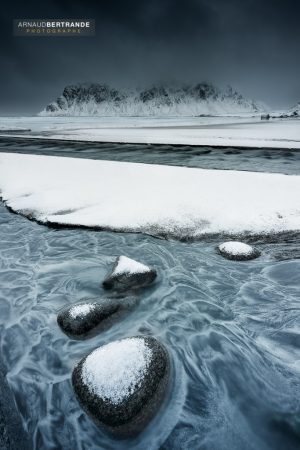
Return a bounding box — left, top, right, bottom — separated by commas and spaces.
72, 336, 170, 437
57, 297, 137, 339
218, 241, 260, 261
103, 256, 157, 291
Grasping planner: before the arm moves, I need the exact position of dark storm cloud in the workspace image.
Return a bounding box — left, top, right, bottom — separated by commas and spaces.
1, 0, 300, 114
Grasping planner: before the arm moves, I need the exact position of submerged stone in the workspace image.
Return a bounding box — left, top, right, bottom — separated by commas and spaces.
271, 411, 300, 440
218, 241, 260, 261
57, 297, 137, 339
72, 336, 170, 437
103, 256, 157, 291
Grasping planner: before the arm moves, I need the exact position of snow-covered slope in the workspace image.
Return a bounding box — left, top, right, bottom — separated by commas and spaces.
0, 153, 299, 238
291, 102, 300, 115
40, 83, 264, 116
270, 102, 300, 119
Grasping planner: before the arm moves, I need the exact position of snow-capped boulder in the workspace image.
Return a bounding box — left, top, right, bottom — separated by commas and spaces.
103, 256, 157, 291
72, 336, 170, 436
218, 241, 260, 261
57, 297, 137, 339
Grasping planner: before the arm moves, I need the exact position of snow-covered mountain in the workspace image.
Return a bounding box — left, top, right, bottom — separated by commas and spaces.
40, 82, 265, 116
269, 102, 300, 119
289, 102, 300, 116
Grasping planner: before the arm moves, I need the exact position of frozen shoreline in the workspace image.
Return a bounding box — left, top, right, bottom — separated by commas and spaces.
1, 115, 300, 149
0, 152, 299, 238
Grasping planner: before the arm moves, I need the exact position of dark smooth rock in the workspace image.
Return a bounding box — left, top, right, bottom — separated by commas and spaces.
72, 336, 170, 437
103, 256, 157, 292
261, 113, 270, 120
218, 241, 261, 261
57, 296, 137, 339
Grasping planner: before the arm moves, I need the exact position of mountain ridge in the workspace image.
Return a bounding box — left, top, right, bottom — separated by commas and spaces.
40, 82, 266, 116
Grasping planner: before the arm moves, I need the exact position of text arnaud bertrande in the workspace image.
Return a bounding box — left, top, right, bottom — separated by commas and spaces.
17, 21, 91, 28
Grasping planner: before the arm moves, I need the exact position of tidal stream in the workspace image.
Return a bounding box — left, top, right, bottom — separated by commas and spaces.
0, 138, 299, 450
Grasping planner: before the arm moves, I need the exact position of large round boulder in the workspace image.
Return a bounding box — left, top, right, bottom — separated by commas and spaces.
72, 336, 170, 437
103, 256, 157, 291
218, 241, 260, 261
57, 297, 137, 339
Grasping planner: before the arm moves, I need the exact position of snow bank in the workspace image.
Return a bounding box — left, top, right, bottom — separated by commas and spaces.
81, 338, 152, 405
0, 153, 299, 237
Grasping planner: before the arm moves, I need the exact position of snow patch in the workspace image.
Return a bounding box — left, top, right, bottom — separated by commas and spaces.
114, 256, 151, 275
81, 337, 152, 405
69, 303, 96, 319
218, 241, 253, 256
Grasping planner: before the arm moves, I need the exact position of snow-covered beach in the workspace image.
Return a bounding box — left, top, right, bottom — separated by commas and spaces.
1, 115, 300, 149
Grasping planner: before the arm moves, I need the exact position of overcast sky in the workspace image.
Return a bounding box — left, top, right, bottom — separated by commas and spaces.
1, 0, 300, 114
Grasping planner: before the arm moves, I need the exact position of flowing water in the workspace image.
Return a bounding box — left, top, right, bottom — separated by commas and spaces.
0, 138, 299, 450
0, 136, 300, 174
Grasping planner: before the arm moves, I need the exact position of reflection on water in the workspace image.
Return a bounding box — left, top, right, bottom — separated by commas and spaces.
0, 139, 299, 449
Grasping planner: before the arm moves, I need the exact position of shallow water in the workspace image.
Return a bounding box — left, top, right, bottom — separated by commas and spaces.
0, 136, 300, 174
0, 139, 300, 450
